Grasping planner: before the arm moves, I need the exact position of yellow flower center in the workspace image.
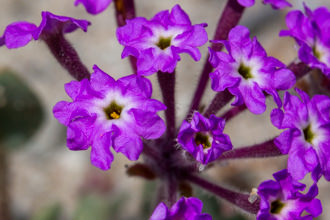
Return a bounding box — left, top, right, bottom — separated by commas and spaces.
104, 101, 123, 120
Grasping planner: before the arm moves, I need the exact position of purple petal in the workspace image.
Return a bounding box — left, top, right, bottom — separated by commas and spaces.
240, 83, 266, 114
90, 65, 115, 93
130, 109, 166, 139
117, 74, 152, 98
150, 202, 169, 220
112, 127, 143, 160
263, 0, 292, 10
75, 0, 112, 15
237, 0, 255, 7
272, 68, 296, 90
53, 101, 73, 125
170, 4, 191, 25
34, 11, 90, 39
91, 131, 114, 170
0, 21, 37, 49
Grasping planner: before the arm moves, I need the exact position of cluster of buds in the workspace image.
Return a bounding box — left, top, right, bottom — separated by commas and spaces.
1, 0, 330, 219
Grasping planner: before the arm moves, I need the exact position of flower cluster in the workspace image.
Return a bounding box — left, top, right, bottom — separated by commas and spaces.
53, 65, 166, 170
280, 5, 330, 77
1, 1, 330, 220
209, 25, 295, 114
116, 4, 208, 75
257, 169, 322, 220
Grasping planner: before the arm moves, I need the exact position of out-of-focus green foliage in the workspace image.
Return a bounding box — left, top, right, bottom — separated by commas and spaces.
31, 203, 61, 220
139, 181, 157, 219
197, 189, 248, 220
0, 69, 43, 148
73, 194, 128, 220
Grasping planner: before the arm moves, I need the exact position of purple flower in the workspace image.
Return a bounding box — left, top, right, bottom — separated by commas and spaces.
150, 197, 212, 220
237, 0, 292, 9
74, 0, 112, 15
53, 65, 166, 170
271, 89, 330, 181
177, 112, 232, 165
116, 4, 208, 75
280, 5, 330, 77
209, 25, 295, 114
0, 11, 90, 49
257, 169, 322, 220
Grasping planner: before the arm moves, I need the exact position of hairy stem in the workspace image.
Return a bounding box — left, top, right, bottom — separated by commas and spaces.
157, 71, 176, 139
217, 139, 282, 161
204, 89, 233, 117
43, 33, 90, 81
114, 0, 137, 73
186, 174, 260, 214
166, 175, 178, 207
186, 0, 245, 118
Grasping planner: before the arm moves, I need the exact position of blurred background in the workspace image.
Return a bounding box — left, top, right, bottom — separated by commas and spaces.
0, 0, 329, 219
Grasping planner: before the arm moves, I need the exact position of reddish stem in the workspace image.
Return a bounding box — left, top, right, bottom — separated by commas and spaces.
186, 174, 260, 214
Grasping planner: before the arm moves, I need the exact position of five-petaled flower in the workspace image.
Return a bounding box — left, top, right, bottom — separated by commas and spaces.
271, 89, 330, 181
209, 25, 295, 114
53, 65, 166, 170
150, 196, 212, 220
177, 112, 232, 165
116, 4, 208, 75
257, 169, 322, 220
280, 5, 330, 77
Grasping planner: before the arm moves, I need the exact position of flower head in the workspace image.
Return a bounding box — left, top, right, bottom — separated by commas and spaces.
209, 25, 295, 114
177, 112, 232, 165
116, 4, 208, 75
271, 89, 330, 181
53, 65, 166, 170
237, 0, 291, 9
280, 5, 330, 77
150, 197, 212, 220
74, 0, 112, 15
0, 11, 90, 49
257, 169, 322, 220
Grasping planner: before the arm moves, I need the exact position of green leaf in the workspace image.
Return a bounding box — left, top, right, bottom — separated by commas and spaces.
0, 69, 43, 149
